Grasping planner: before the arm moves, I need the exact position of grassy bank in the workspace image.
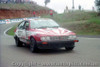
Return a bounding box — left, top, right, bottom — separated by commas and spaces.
42, 11, 98, 23
61, 17, 100, 35
88, 17, 100, 24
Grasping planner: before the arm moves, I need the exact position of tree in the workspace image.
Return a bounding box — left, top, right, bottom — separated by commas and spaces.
44, 0, 50, 6
95, 0, 100, 12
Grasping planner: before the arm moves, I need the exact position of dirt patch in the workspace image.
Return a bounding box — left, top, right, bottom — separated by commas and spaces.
0, 9, 49, 19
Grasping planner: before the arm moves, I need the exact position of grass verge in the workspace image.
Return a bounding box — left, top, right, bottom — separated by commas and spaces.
7, 23, 18, 36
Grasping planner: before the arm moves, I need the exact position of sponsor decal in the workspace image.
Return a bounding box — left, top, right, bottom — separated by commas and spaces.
23, 18, 27, 20
0, 17, 36, 24
5, 19, 10, 24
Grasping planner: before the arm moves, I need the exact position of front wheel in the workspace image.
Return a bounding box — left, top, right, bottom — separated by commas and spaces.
65, 47, 74, 50
30, 37, 38, 53
15, 37, 23, 47
65, 42, 75, 51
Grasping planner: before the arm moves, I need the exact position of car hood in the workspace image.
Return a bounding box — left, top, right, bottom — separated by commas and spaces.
30, 27, 76, 36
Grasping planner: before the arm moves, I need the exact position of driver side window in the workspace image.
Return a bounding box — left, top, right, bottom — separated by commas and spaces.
24, 21, 29, 29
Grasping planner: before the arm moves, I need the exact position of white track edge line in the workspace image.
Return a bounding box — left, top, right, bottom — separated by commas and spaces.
4, 27, 13, 37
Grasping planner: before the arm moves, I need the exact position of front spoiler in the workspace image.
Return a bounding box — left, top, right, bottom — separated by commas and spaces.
36, 40, 77, 49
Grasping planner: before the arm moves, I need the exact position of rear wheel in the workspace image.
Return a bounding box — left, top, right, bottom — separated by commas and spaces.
65, 42, 75, 51
15, 37, 23, 47
30, 37, 38, 53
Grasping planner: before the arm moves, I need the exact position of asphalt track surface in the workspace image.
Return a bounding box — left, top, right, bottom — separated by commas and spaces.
0, 23, 100, 67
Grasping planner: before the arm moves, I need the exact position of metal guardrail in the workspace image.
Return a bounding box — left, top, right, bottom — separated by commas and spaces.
0, 17, 38, 24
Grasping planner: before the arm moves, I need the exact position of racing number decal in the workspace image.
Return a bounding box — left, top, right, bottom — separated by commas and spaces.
18, 31, 22, 37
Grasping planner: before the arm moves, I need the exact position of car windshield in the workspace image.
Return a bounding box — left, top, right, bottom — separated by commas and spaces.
30, 19, 60, 28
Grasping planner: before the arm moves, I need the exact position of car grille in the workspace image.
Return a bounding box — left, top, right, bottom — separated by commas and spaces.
50, 36, 68, 41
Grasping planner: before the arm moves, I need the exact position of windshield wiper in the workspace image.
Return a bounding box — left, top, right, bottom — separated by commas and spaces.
36, 26, 60, 29
38, 26, 48, 28
50, 26, 59, 28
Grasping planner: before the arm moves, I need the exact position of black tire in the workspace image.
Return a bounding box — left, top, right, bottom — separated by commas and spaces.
65, 47, 74, 51
30, 37, 38, 53
15, 37, 23, 47
65, 42, 75, 51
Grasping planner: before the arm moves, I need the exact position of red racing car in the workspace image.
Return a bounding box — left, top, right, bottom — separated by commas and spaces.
14, 18, 79, 52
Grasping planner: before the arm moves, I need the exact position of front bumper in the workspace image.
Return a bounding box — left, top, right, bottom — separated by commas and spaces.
36, 40, 78, 49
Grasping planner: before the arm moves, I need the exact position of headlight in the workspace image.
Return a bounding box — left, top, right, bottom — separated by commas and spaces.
68, 35, 76, 40
41, 36, 51, 41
